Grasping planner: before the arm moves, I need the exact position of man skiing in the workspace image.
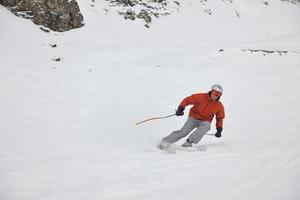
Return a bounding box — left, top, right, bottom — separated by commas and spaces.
159, 84, 225, 150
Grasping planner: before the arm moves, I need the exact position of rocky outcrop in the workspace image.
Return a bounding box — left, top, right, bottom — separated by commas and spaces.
106, 0, 180, 28
0, 0, 21, 7
0, 0, 84, 32
281, 0, 300, 3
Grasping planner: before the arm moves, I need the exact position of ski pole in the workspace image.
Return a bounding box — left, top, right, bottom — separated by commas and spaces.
205, 133, 215, 136
135, 114, 176, 126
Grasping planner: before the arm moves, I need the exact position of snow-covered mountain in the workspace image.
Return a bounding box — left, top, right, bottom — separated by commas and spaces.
0, 0, 300, 200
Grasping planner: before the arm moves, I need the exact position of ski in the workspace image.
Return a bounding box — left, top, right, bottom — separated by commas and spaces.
157, 143, 207, 154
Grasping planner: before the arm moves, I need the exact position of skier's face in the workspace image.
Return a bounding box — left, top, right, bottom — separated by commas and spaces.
211, 90, 222, 100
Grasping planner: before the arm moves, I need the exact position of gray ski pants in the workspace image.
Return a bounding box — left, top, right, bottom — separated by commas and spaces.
162, 117, 211, 144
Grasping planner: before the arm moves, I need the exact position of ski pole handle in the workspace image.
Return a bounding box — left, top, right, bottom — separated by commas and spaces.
135, 114, 176, 125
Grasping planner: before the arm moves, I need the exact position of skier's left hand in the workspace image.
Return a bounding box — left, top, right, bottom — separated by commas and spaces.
215, 127, 223, 138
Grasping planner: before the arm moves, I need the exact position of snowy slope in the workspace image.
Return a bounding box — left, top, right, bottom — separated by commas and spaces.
0, 0, 300, 200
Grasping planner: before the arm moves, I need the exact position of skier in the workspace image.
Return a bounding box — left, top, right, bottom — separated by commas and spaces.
159, 84, 225, 150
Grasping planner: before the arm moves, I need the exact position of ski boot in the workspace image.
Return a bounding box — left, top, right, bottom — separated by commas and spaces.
181, 139, 193, 148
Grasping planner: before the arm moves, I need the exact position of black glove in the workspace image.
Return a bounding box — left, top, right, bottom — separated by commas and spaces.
175, 105, 185, 116
215, 127, 223, 138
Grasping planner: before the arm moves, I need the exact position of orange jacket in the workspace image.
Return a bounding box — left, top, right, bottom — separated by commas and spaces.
180, 92, 225, 128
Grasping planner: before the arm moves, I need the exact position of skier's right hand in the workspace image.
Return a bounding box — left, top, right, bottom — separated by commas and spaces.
175, 105, 185, 116
215, 127, 223, 138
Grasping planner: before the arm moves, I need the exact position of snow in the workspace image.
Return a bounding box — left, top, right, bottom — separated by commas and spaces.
0, 0, 300, 199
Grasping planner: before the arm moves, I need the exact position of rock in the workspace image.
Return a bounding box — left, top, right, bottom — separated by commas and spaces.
107, 0, 179, 28
40, 26, 50, 32
0, 0, 84, 32
52, 57, 61, 61
50, 44, 57, 47
0, 0, 22, 7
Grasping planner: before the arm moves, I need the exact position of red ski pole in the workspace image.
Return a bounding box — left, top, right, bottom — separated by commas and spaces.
135, 114, 176, 125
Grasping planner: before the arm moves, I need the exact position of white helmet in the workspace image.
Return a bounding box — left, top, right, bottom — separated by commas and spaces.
211, 84, 223, 93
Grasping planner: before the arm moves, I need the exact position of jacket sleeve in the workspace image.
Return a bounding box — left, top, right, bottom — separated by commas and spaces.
180, 94, 198, 108
216, 104, 225, 128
